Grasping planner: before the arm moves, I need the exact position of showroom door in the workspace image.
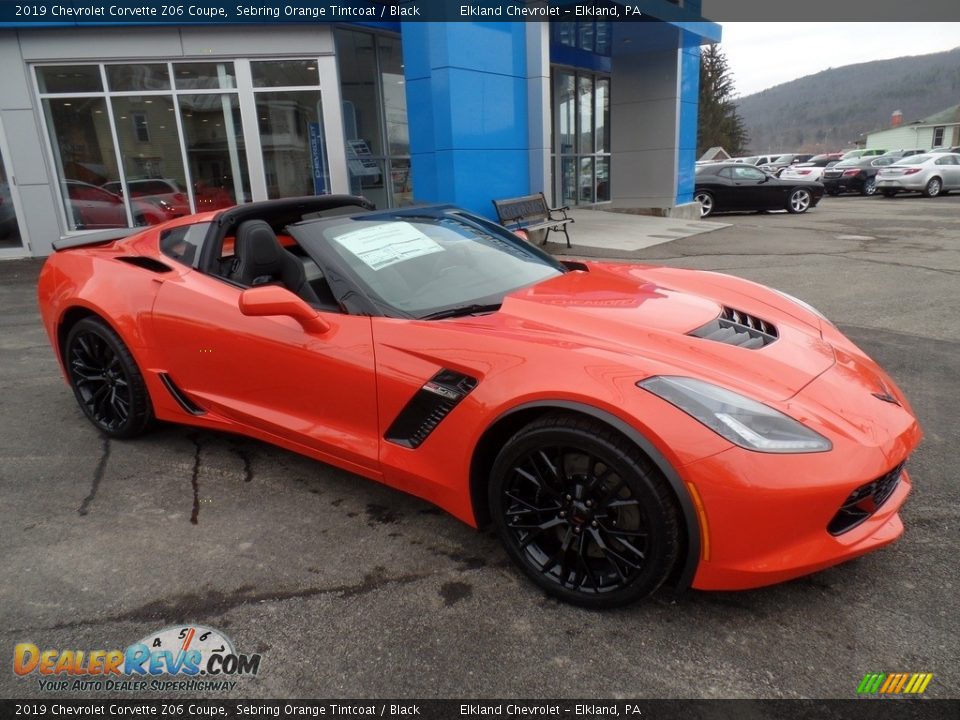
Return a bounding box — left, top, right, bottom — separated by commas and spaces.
0, 117, 31, 257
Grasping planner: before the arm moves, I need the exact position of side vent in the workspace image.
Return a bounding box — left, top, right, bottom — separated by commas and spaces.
158, 373, 206, 415
116, 256, 173, 273
385, 369, 478, 448
689, 307, 778, 349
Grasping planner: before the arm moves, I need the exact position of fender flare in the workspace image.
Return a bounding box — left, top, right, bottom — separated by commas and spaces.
491, 399, 701, 592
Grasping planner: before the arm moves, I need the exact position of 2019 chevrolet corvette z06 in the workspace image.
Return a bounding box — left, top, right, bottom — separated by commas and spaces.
38, 195, 921, 607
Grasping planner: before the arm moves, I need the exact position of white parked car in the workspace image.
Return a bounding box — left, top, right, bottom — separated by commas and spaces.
875, 153, 960, 197
780, 155, 837, 183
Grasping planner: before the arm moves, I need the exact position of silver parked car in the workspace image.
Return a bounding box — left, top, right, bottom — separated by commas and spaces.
875, 153, 960, 198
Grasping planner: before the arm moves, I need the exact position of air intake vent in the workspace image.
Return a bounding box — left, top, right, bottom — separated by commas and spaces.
689, 307, 778, 349
385, 369, 478, 449
116, 256, 173, 273
828, 462, 904, 535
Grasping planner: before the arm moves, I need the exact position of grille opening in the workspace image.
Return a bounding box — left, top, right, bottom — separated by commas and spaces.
689, 307, 778, 349
828, 463, 904, 535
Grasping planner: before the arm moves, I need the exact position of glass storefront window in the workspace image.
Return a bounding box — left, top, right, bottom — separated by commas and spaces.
106, 64, 170, 92
173, 62, 236, 91
552, 68, 611, 206
109, 95, 190, 219
178, 93, 248, 209
36, 65, 102, 94
0, 142, 25, 249
256, 90, 328, 198
336, 28, 412, 208
42, 96, 126, 230
252, 60, 319, 89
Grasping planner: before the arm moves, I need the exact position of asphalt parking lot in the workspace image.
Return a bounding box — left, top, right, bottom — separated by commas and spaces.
1, 193, 957, 700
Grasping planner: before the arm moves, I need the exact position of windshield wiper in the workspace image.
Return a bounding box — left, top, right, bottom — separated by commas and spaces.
420, 303, 503, 320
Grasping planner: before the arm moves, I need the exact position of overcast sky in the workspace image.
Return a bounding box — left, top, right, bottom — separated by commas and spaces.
720, 23, 960, 97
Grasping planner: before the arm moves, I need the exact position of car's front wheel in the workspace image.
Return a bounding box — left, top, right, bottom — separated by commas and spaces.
861, 177, 877, 196
65, 317, 153, 438
488, 414, 680, 608
694, 191, 714, 217
786, 188, 813, 213
923, 177, 942, 198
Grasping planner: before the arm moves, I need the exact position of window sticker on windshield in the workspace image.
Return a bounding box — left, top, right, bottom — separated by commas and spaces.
333, 221, 444, 271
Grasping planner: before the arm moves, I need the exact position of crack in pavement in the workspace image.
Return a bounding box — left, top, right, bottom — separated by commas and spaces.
189, 434, 202, 525
77, 435, 110, 517
37, 570, 436, 632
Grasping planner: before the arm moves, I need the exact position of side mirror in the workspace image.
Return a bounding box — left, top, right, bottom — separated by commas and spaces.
238, 285, 331, 335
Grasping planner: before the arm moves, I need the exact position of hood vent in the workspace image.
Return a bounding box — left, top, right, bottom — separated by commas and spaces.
689, 307, 778, 349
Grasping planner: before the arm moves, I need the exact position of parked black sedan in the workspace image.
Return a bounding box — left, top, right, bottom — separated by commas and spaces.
694, 163, 824, 217
820, 156, 896, 196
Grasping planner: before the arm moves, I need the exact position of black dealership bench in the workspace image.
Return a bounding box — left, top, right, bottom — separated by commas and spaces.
492, 192, 574, 248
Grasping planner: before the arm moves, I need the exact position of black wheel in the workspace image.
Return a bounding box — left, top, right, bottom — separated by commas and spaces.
881, 190, 898, 198
786, 187, 812, 214
488, 413, 680, 608
65, 317, 153, 438
923, 177, 942, 198
694, 190, 714, 218
861, 177, 877, 196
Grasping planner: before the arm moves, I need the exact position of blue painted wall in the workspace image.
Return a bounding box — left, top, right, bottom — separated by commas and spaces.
676, 30, 702, 204
401, 22, 531, 219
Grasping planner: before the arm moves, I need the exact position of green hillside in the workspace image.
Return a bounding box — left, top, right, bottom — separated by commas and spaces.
736, 47, 960, 153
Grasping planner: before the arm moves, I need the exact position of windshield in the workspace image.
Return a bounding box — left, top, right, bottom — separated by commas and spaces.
774, 154, 793, 163
289, 213, 564, 318
835, 160, 861, 167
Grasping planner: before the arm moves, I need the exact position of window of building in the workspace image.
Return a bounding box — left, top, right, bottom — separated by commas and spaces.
553, 22, 612, 56
335, 29, 412, 209
552, 68, 611, 206
36, 61, 253, 231
252, 60, 330, 199
932, 126, 945, 147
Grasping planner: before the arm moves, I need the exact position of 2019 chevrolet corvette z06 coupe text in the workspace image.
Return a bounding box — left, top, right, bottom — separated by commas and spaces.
38, 196, 921, 607
694, 163, 824, 217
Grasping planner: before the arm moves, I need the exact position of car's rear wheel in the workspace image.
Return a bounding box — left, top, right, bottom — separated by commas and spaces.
923, 177, 942, 198
65, 317, 153, 438
861, 177, 877, 196
694, 191, 714, 217
488, 413, 680, 608
786, 188, 812, 213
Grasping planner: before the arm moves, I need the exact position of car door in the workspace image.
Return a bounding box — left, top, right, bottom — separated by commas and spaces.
934, 154, 960, 189
731, 165, 774, 209
149, 266, 381, 476
709, 167, 740, 209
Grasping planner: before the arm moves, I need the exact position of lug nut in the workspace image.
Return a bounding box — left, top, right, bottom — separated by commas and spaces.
559, 511, 566, 518
585, 500, 593, 508
565, 494, 572, 501
591, 520, 598, 528
573, 526, 581, 534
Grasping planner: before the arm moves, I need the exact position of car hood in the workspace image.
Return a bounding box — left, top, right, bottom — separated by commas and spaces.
462, 263, 837, 402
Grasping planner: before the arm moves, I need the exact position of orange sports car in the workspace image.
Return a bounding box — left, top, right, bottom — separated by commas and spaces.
38, 195, 921, 607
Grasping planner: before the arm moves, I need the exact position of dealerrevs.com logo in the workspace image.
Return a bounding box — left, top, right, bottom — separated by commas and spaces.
14, 625, 261, 693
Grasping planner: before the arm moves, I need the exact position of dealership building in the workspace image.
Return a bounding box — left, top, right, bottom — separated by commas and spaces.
0, 5, 719, 257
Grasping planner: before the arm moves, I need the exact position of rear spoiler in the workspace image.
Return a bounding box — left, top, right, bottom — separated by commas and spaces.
53, 227, 141, 252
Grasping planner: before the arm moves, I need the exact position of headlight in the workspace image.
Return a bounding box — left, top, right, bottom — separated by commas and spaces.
638, 376, 831, 453
771, 288, 829, 322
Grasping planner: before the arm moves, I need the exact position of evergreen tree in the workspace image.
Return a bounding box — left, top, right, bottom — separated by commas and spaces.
697, 44, 749, 157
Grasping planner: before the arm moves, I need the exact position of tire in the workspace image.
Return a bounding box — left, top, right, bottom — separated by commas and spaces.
694, 190, 714, 218
923, 177, 942, 198
786, 188, 812, 214
881, 190, 898, 198
488, 413, 680, 608
861, 177, 877, 196
64, 317, 153, 438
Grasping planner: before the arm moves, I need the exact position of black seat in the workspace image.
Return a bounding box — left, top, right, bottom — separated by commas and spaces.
228, 220, 320, 305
